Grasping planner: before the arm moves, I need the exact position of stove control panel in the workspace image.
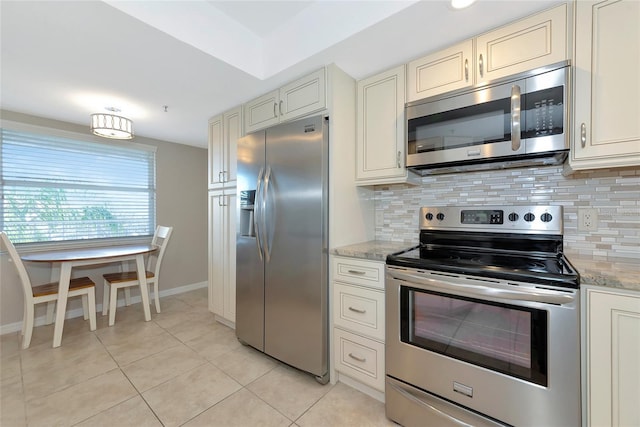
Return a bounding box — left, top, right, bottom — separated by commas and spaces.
461, 209, 503, 224
420, 205, 563, 234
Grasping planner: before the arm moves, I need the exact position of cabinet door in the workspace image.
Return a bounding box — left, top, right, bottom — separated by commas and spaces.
244, 90, 279, 134
279, 68, 326, 122
223, 191, 237, 322
356, 65, 407, 183
407, 40, 474, 102
570, 0, 640, 169
208, 190, 237, 323
208, 116, 224, 189
223, 107, 242, 186
476, 3, 567, 84
208, 191, 224, 315
586, 288, 640, 427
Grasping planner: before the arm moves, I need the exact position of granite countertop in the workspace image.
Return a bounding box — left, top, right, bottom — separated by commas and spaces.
331, 240, 416, 262
564, 251, 639, 292
332, 240, 639, 292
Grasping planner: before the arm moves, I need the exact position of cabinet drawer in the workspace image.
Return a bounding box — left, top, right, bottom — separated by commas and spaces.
334, 328, 385, 392
333, 283, 384, 340
332, 257, 384, 289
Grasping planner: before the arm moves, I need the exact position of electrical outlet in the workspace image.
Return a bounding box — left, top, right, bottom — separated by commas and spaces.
578, 208, 598, 232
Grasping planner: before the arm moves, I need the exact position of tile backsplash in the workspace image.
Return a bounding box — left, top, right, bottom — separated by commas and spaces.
374, 165, 639, 263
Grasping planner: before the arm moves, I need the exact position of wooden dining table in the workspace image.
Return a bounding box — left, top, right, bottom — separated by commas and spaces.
21, 243, 159, 348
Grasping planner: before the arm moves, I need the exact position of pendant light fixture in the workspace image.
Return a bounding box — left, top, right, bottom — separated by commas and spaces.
90, 107, 134, 139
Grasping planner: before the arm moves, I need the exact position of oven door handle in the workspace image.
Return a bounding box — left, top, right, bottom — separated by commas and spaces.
389, 270, 575, 305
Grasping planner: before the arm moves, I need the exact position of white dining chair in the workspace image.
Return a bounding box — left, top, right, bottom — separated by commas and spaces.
0, 232, 97, 349
102, 225, 173, 326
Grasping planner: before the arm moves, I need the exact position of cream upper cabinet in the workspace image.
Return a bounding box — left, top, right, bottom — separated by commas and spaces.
584, 286, 640, 427
475, 3, 568, 85
407, 40, 474, 102
244, 68, 326, 133
568, 0, 640, 171
407, 4, 568, 103
356, 65, 419, 186
208, 106, 242, 189
208, 189, 237, 325
243, 90, 279, 134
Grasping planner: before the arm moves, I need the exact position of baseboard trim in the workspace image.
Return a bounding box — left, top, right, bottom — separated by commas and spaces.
0, 281, 208, 336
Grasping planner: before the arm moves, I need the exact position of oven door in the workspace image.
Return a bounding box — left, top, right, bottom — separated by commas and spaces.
385, 266, 581, 427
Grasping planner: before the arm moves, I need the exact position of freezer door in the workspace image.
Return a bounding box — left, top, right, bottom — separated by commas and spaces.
235, 130, 266, 351
263, 115, 329, 378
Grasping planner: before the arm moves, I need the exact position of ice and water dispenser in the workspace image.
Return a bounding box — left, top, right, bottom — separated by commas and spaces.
239, 190, 256, 237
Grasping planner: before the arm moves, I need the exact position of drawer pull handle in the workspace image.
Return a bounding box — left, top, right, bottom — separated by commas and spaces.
347, 269, 366, 275
348, 353, 366, 363
348, 306, 366, 314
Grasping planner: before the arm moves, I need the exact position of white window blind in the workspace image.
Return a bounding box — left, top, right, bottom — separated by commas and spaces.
1, 128, 156, 243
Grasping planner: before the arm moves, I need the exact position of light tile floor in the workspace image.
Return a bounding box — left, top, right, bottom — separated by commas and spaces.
0, 288, 395, 426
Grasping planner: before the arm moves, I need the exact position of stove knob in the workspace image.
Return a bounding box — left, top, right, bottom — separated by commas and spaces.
541, 213, 553, 222
508, 212, 519, 222
425, 213, 434, 221
524, 212, 535, 222
436, 213, 445, 221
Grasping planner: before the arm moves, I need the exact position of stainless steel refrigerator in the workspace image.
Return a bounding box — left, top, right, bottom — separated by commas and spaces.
236, 115, 328, 383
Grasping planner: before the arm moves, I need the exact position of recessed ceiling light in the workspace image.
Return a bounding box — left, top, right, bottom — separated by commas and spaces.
451, 0, 476, 10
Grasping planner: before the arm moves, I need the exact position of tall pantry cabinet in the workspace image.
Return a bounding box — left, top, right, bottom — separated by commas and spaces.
208, 107, 242, 326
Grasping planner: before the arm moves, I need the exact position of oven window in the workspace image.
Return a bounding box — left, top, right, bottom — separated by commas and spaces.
400, 287, 547, 386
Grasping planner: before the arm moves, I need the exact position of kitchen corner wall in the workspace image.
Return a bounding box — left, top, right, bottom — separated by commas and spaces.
374, 165, 639, 264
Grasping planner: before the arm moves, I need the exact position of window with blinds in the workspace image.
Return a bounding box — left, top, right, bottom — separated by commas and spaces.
1, 127, 156, 244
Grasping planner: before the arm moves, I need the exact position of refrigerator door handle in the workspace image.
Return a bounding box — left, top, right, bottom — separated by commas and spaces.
254, 167, 264, 260
263, 165, 272, 262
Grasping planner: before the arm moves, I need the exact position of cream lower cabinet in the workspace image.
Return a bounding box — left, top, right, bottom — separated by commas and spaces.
568, 0, 640, 171
332, 256, 385, 396
584, 286, 640, 427
208, 189, 237, 325
356, 65, 418, 186
244, 68, 326, 133
407, 4, 568, 102
208, 107, 242, 190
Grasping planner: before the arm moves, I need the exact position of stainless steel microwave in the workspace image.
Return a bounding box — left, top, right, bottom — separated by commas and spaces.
406, 61, 570, 175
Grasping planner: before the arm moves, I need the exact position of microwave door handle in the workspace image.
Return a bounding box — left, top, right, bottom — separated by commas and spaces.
511, 84, 521, 151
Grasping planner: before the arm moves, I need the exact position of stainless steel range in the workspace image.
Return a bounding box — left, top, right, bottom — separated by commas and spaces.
385, 205, 580, 427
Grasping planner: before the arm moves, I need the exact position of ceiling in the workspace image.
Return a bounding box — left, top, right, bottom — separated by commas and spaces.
0, 0, 560, 149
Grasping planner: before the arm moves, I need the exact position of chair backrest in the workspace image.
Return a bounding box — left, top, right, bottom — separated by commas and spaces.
148, 225, 173, 278
0, 232, 34, 304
